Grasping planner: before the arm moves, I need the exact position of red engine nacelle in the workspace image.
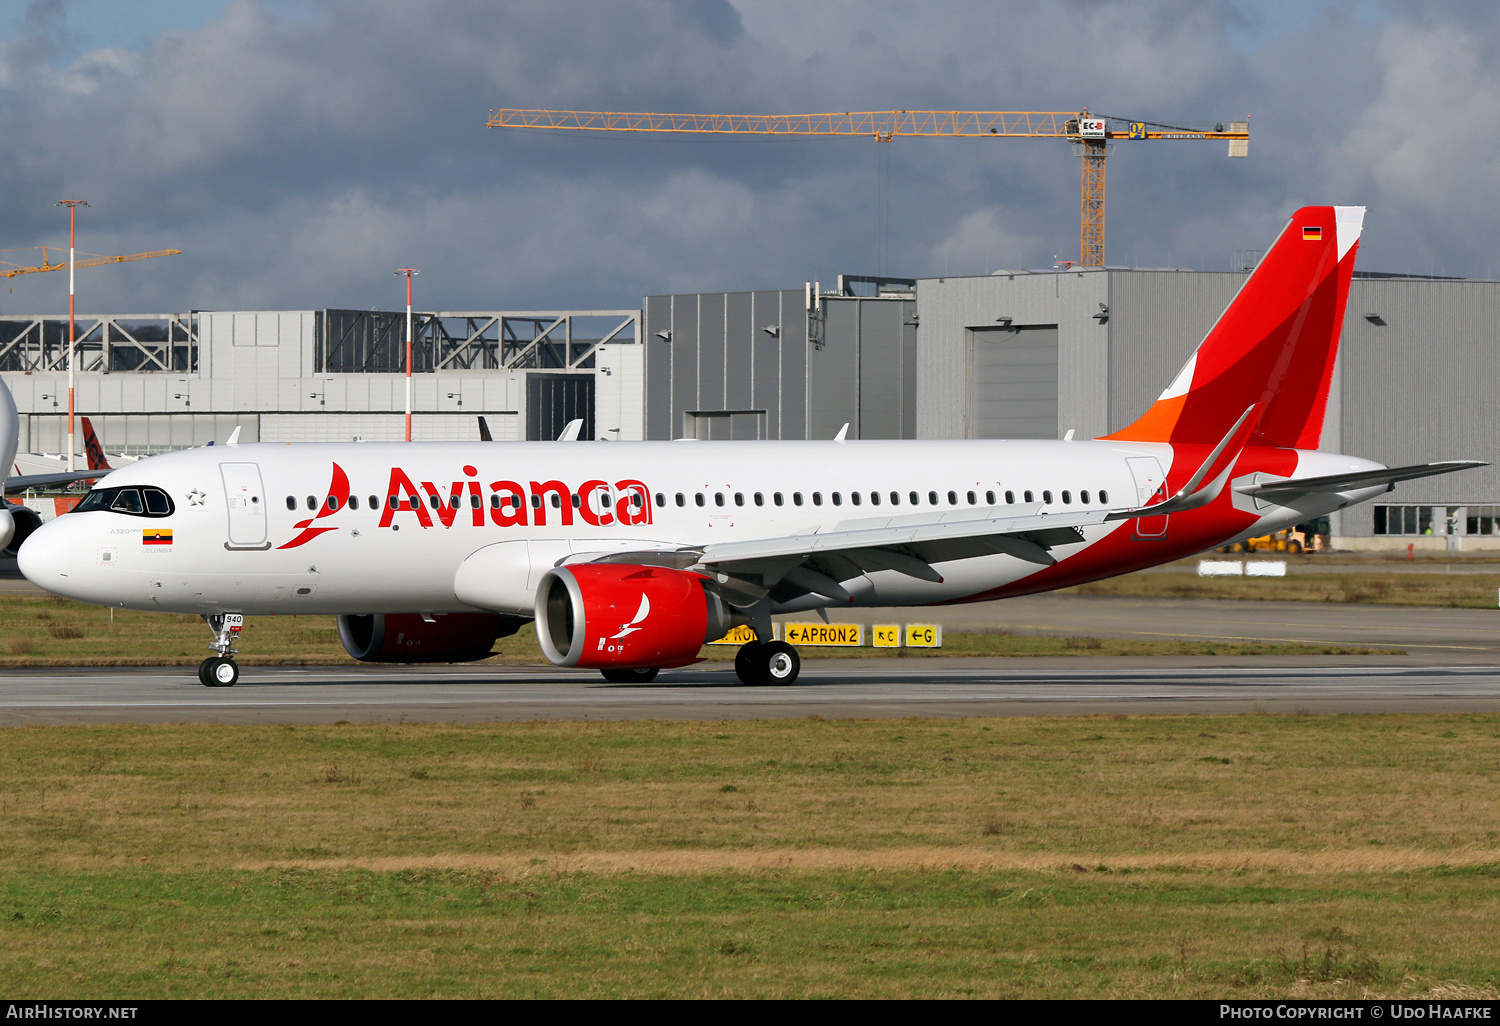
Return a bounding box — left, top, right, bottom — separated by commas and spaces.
534, 564, 734, 669
336, 612, 524, 663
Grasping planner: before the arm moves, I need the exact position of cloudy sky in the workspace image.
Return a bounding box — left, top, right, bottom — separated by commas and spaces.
0, 0, 1490, 316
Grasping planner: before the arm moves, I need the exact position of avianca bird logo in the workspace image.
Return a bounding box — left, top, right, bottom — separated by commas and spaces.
277, 463, 350, 549
611, 594, 651, 640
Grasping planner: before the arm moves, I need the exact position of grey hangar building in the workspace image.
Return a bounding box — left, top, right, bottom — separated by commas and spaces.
3, 266, 1494, 551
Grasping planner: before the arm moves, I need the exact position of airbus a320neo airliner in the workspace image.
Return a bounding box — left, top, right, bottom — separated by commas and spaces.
10, 206, 1485, 686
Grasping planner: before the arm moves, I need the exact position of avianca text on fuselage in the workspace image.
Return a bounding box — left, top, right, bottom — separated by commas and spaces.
278, 462, 653, 549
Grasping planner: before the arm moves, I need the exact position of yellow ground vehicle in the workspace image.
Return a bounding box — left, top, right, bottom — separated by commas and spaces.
1220, 517, 1330, 554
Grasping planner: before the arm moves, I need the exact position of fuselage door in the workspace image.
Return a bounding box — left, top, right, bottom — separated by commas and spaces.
1125, 456, 1169, 539
220, 462, 269, 549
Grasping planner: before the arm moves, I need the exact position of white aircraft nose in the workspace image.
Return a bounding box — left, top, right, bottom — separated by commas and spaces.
17, 516, 86, 598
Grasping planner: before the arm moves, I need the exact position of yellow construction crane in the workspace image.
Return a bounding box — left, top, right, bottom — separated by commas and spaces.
0, 246, 182, 281
486, 109, 1248, 267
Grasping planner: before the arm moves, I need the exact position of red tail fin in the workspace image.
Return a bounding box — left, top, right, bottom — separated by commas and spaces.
81, 417, 112, 473
1104, 205, 1363, 449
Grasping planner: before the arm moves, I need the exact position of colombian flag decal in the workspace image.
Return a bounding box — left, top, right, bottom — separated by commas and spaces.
143, 528, 173, 546
1303, 226, 1322, 241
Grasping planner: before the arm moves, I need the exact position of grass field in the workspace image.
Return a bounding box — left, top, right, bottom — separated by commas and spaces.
2, 715, 1499, 997
0, 594, 1393, 666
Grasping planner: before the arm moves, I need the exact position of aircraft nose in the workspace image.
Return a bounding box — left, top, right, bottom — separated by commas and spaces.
17, 516, 86, 597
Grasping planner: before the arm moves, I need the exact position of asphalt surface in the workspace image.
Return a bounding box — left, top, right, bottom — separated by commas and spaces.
4, 659, 1500, 723
6, 554, 1500, 723
825, 593, 1500, 661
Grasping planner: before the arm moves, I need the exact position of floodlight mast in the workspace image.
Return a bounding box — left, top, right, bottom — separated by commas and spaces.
56, 199, 89, 472
395, 268, 418, 442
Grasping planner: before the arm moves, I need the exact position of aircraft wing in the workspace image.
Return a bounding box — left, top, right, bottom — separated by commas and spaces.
1238, 460, 1486, 498
578, 503, 1118, 603
3, 469, 110, 495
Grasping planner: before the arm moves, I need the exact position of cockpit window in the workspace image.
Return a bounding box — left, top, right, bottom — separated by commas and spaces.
73, 486, 175, 518
111, 489, 144, 514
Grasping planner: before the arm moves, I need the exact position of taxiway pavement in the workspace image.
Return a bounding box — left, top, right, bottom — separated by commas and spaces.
5, 659, 1500, 724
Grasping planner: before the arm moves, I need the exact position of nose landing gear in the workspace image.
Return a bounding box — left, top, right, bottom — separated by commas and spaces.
198, 613, 243, 687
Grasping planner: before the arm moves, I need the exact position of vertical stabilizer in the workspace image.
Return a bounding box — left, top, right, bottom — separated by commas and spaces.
81, 417, 112, 473
1105, 205, 1363, 448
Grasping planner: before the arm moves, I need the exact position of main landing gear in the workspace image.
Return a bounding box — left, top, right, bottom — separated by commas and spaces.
734, 640, 801, 686
198, 613, 243, 687
600, 667, 660, 684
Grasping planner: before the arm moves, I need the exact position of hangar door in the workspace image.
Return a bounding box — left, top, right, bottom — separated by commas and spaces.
967, 324, 1059, 439
527, 373, 595, 441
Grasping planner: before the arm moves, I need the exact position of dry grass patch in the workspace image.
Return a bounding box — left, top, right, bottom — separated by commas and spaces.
1, 714, 1499, 997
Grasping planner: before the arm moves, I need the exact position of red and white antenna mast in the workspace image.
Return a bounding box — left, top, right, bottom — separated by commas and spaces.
56, 198, 89, 471
394, 268, 418, 442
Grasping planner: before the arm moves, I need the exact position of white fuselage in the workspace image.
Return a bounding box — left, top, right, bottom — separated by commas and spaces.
18, 439, 1381, 616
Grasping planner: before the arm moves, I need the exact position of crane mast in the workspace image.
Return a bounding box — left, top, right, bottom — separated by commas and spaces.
486, 109, 1249, 267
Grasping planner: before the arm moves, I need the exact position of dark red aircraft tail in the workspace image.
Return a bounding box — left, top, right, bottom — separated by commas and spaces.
81, 417, 112, 473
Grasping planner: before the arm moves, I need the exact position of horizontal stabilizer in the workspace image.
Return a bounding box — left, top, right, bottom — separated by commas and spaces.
1239, 460, 1487, 498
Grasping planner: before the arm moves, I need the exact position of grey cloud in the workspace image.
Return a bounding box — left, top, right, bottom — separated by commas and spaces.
0, 0, 1494, 318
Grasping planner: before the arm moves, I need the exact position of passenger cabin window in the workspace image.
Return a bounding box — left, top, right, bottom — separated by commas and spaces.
531, 494, 542, 509
285, 496, 296, 510
551, 494, 561, 508
655, 493, 666, 507
408, 497, 420, 510
793, 492, 803, 506
774, 492, 784, 506
306, 496, 317, 511
754, 492, 765, 506
348, 495, 360, 511
715, 493, 725, 507
812, 492, 823, 506
947, 491, 958, 505
869, 492, 879, 505
832, 492, 842, 506
369, 495, 378, 509
850, 492, 861, 506
388, 495, 398, 508
1062, 490, 1072, 504
695, 493, 706, 507
928, 491, 938, 505
1042, 490, 1053, 504
328, 496, 341, 512
78, 486, 177, 518
676, 493, 686, 507
986, 490, 995, 505
1099, 490, 1109, 504
470, 494, 480, 509
570, 494, 581, 509
734, 492, 745, 507
966, 491, 976, 505
1005, 491, 1015, 504
1080, 490, 1090, 504
1024, 490, 1034, 502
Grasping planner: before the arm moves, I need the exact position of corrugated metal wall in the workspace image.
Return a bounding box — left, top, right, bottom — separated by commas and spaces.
915, 271, 1109, 439
1104, 271, 1245, 433
1338, 279, 1500, 534
644, 290, 914, 440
